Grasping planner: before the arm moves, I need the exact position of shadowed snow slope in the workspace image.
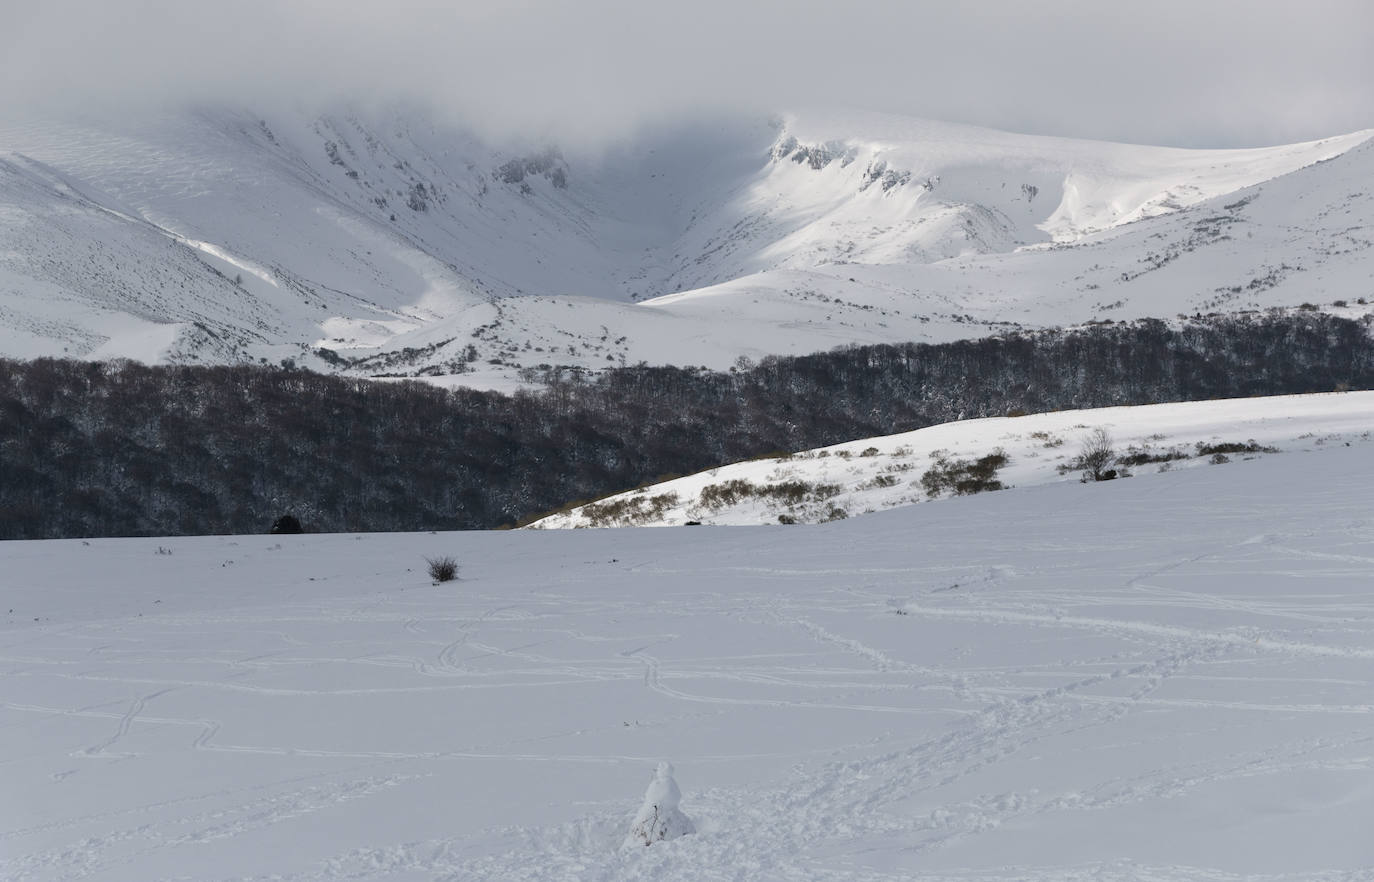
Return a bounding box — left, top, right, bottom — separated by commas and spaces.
529, 391, 1374, 528
4, 440, 1374, 879
2, 107, 1371, 382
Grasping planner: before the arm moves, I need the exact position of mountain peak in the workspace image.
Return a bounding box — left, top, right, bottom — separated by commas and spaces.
2, 106, 1371, 383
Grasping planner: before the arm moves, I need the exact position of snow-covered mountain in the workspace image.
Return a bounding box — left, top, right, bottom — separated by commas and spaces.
2, 106, 1372, 382
527, 391, 1374, 528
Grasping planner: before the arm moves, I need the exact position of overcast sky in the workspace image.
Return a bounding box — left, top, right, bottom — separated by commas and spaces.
4, 0, 1371, 148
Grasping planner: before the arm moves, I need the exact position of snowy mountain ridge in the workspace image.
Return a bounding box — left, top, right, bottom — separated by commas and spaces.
2, 106, 1372, 384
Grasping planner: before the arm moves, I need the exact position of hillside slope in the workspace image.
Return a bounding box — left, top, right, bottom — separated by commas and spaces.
2, 108, 1371, 382
528, 391, 1374, 528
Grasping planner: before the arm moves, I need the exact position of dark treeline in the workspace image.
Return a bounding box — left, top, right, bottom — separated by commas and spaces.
2, 312, 1371, 539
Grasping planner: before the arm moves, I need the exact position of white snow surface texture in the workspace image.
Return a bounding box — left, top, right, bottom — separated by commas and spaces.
2, 107, 1372, 385
5, 403, 1374, 880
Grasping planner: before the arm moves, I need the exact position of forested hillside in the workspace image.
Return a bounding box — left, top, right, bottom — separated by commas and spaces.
2, 312, 1371, 539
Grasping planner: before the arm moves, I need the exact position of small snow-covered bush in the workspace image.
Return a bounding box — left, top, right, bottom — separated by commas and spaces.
624, 763, 694, 848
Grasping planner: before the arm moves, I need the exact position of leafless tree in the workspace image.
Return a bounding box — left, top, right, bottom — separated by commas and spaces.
1078, 427, 1117, 481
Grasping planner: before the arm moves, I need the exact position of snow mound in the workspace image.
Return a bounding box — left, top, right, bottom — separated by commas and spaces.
623, 762, 695, 848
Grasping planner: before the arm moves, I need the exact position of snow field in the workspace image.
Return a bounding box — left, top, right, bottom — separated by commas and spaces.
4, 441, 1374, 879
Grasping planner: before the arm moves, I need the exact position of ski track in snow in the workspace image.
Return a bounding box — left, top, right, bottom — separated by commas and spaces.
3, 445, 1374, 880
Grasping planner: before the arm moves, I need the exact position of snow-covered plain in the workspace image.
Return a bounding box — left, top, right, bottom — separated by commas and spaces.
3, 107, 1372, 382
5, 440, 1374, 880
530, 391, 1374, 528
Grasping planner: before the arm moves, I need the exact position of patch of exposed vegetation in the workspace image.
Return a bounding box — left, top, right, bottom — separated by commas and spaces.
921, 450, 1009, 497
580, 492, 681, 527
1195, 439, 1279, 456
697, 479, 843, 511
1115, 444, 1190, 467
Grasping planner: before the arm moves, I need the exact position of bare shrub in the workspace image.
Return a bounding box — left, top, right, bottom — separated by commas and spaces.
762, 481, 813, 506
582, 492, 680, 527
698, 480, 757, 509
1069, 427, 1117, 481
697, 480, 842, 511
427, 556, 458, 583
921, 450, 1009, 497
1116, 444, 1189, 467
1195, 439, 1278, 456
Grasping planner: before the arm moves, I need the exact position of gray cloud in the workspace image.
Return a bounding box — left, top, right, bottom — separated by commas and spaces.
3, 0, 1372, 147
